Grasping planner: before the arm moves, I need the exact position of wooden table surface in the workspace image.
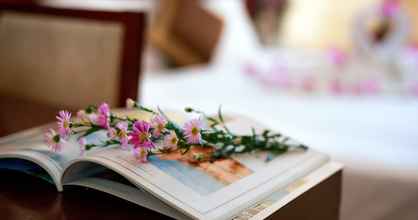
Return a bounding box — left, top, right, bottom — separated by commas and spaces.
0, 170, 171, 220
0, 96, 172, 219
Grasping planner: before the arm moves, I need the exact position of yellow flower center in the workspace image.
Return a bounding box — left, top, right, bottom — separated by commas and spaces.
138, 132, 150, 142
118, 130, 126, 137
63, 121, 70, 129
191, 127, 199, 135
171, 137, 178, 145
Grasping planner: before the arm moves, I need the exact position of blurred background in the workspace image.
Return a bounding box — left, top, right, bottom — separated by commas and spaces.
0, 0, 417, 220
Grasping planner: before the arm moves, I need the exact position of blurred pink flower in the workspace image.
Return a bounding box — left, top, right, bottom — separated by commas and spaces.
243, 63, 258, 76
151, 114, 167, 137
78, 110, 98, 125
116, 121, 130, 149
409, 83, 418, 97
129, 121, 155, 149
133, 147, 148, 163
77, 110, 88, 122
330, 79, 344, 95
44, 129, 63, 152
87, 113, 98, 124
56, 110, 72, 139
382, 0, 400, 17
271, 73, 292, 89
273, 64, 292, 88
163, 131, 178, 149
260, 65, 292, 90
107, 127, 117, 139
358, 80, 380, 94
328, 48, 347, 67
97, 102, 110, 128
183, 118, 203, 144
301, 76, 316, 92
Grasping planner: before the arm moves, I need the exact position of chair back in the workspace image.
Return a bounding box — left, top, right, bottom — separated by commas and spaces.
0, 2, 148, 109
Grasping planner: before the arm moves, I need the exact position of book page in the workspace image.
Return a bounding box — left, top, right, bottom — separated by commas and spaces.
233, 162, 343, 220
81, 147, 327, 220
71, 117, 329, 220
0, 124, 81, 190
0, 112, 330, 219
66, 176, 192, 220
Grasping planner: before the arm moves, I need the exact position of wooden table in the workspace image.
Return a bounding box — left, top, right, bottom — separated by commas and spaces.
0, 170, 170, 220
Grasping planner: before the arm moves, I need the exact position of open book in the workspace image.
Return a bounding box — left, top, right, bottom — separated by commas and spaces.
0, 111, 330, 220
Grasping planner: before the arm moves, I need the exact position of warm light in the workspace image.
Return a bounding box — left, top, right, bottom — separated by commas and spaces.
279, 0, 380, 49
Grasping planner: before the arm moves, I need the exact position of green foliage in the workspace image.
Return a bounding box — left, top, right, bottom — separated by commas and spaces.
73, 101, 308, 162
186, 106, 307, 160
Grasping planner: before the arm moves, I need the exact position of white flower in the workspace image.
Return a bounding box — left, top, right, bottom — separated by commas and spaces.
126, 98, 136, 109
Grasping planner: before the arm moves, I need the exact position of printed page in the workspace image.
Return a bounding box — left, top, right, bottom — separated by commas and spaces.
84, 147, 328, 220
66, 176, 192, 220
0, 124, 82, 190
78, 116, 329, 220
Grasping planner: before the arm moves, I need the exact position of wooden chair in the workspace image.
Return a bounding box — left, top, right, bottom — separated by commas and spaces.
0, 1, 148, 136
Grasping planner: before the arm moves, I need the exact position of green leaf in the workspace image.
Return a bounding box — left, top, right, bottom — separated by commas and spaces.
85, 105, 97, 114
139, 106, 155, 114
82, 126, 102, 137
85, 144, 96, 151
184, 107, 194, 113
262, 130, 270, 138
217, 105, 225, 123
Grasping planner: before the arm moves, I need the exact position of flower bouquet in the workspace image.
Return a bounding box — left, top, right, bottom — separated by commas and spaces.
45, 99, 307, 163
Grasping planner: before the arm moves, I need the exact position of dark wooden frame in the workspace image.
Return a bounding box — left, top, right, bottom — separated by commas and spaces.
0, 2, 147, 107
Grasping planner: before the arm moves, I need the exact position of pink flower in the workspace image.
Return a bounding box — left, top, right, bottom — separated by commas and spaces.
129, 121, 155, 149
410, 83, 418, 97
88, 113, 98, 124
330, 79, 344, 95
44, 129, 64, 152
163, 131, 178, 149
107, 127, 117, 139
97, 102, 110, 128
151, 114, 167, 137
56, 110, 72, 139
78, 137, 87, 155
301, 76, 315, 92
359, 80, 380, 94
272, 73, 292, 89
328, 48, 347, 67
108, 122, 130, 149
243, 63, 258, 76
77, 110, 87, 120
183, 118, 203, 144
77, 110, 92, 124
132, 147, 148, 163
382, 0, 400, 17
116, 122, 130, 149
263, 65, 292, 89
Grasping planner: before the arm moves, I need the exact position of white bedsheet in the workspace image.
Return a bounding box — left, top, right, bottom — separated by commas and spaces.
141, 64, 418, 220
